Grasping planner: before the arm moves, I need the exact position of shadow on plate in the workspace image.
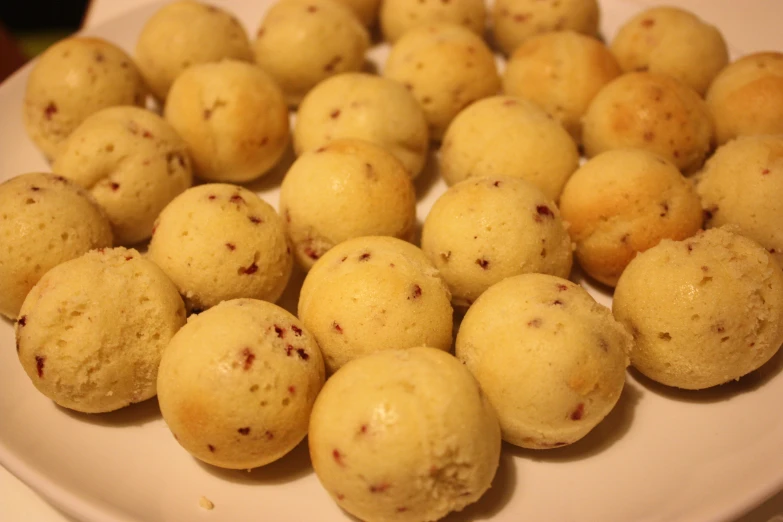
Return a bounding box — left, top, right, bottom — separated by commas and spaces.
243, 141, 296, 195
415, 147, 441, 201
442, 449, 518, 522
505, 380, 643, 463
196, 436, 313, 485
628, 346, 783, 404
57, 397, 161, 428
275, 263, 306, 317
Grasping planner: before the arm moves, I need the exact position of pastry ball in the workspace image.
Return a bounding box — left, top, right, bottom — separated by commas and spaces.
379, 0, 486, 43
134, 0, 253, 100
309, 347, 501, 522
582, 72, 714, 173
294, 73, 429, 177
610, 6, 728, 96
253, 0, 370, 106
560, 149, 703, 287
502, 31, 621, 143
164, 60, 289, 183
23, 37, 147, 160
383, 23, 500, 140
52, 107, 193, 245
457, 274, 631, 449
148, 184, 292, 313
0, 173, 112, 319
706, 52, 783, 146
280, 139, 416, 271
298, 236, 453, 373
613, 228, 783, 390
421, 177, 572, 308
492, 0, 600, 56
439, 96, 579, 200
335, 0, 381, 27
696, 135, 783, 266
158, 299, 325, 469
15, 248, 186, 413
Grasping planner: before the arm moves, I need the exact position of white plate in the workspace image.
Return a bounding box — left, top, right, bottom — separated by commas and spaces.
1, 1, 783, 521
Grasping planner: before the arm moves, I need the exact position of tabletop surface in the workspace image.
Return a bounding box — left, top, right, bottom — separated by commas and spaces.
1, 0, 782, 521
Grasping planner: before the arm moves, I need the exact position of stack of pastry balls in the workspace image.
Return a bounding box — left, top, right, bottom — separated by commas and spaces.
5, 0, 783, 520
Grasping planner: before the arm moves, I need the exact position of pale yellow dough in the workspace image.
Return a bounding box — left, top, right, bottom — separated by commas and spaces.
610, 6, 728, 96
157, 298, 325, 469
309, 347, 501, 522
380, 0, 486, 43
148, 184, 292, 313
253, 0, 370, 106
457, 274, 631, 449
280, 139, 416, 271
695, 135, 783, 267
0, 173, 112, 319
15, 248, 186, 413
503, 30, 621, 144
439, 95, 579, 200
294, 73, 429, 178
383, 23, 500, 141
492, 0, 600, 56
164, 60, 289, 183
298, 236, 453, 373
23, 37, 147, 160
421, 177, 573, 307
52, 106, 193, 245
613, 228, 783, 390
582, 72, 714, 174
134, 0, 253, 100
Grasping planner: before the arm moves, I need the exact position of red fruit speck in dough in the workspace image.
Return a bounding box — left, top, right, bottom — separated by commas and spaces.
208, 444, 216, 452
35, 356, 45, 378
762, 169, 770, 175
110, 182, 120, 191
44, 102, 58, 120
291, 325, 303, 336
330, 109, 341, 119
226, 243, 236, 251
307, 5, 318, 12
208, 194, 216, 200
359, 424, 368, 434
286, 344, 295, 356
304, 246, 320, 260
370, 483, 390, 493
493, 180, 501, 187
296, 349, 309, 361
333, 449, 345, 466
552, 300, 564, 306
571, 403, 585, 421
397, 507, 408, 513
249, 216, 263, 224
125, 255, 133, 261
641, 18, 655, 27
333, 322, 343, 333
238, 427, 250, 435
265, 431, 274, 440
240, 263, 258, 275
288, 386, 296, 394
31, 186, 40, 191
18, 316, 26, 327
336, 493, 345, 501
241, 348, 255, 370
142, 130, 153, 139
359, 252, 371, 261
230, 194, 245, 204
409, 284, 422, 300
476, 258, 490, 269
274, 325, 285, 338
535, 205, 553, 220
527, 318, 542, 328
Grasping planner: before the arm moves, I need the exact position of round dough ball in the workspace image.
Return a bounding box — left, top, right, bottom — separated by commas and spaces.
502, 30, 621, 143
383, 23, 500, 140
456, 274, 631, 448
706, 52, 783, 146
421, 177, 573, 307
294, 73, 429, 177
610, 6, 728, 96
334, 0, 381, 27
582, 72, 714, 173
299, 236, 453, 373
134, 0, 253, 100
23, 37, 147, 160
695, 135, 783, 266
253, 0, 370, 106
52, 107, 193, 245
560, 149, 703, 287
379, 0, 486, 43
492, 0, 600, 56
15, 247, 186, 413
613, 227, 783, 390
0, 173, 112, 319
280, 139, 416, 271
148, 184, 292, 313
158, 298, 325, 469
439, 95, 579, 200
309, 347, 500, 522
164, 60, 289, 183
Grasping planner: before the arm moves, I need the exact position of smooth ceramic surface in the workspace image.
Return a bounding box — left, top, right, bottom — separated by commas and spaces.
1, 1, 783, 521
